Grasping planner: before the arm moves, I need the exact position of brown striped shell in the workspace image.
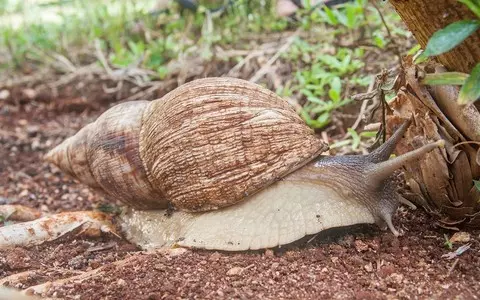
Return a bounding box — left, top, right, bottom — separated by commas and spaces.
45, 77, 328, 211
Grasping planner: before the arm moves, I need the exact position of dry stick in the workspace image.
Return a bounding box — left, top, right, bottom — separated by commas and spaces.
350, 71, 390, 144
404, 67, 466, 142
52, 53, 77, 73
348, 76, 377, 135
380, 86, 387, 143
217, 48, 275, 57
0, 71, 51, 89
453, 141, 480, 148
0, 268, 84, 286
94, 41, 156, 98
125, 45, 275, 101
249, 31, 299, 83
28, 46, 77, 74
122, 79, 177, 101
50, 63, 103, 88
447, 258, 460, 277
226, 48, 277, 77
364, 122, 381, 131
94, 39, 114, 77
23, 248, 188, 296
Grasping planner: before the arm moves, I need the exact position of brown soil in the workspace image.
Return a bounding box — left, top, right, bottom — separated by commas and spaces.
0, 87, 479, 300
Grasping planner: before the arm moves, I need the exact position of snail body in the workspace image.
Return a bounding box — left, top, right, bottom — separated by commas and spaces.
45, 77, 443, 251
120, 167, 376, 250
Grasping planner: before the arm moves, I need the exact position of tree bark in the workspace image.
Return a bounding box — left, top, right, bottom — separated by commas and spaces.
389, 0, 480, 73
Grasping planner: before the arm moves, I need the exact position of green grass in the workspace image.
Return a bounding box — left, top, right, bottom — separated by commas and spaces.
1, 0, 287, 71
277, 0, 409, 130
0, 0, 409, 144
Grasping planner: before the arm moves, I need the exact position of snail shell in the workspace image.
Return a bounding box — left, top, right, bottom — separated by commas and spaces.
45, 78, 328, 211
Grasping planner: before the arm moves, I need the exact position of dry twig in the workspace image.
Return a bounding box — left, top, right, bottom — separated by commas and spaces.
249, 31, 300, 83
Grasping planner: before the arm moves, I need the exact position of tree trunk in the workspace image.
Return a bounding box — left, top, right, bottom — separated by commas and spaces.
386, 0, 480, 228
389, 0, 480, 73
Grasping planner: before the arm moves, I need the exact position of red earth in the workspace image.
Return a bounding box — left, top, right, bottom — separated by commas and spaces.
0, 86, 479, 300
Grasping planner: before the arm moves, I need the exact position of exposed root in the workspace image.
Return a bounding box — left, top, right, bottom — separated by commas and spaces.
0, 211, 117, 248
0, 205, 42, 222
0, 268, 84, 290
0, 270, 38, 287
0, 286, 42, 300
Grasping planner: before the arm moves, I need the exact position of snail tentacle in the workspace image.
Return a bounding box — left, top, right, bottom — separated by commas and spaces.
365, 139, 445, 186
368, 117, 412, 163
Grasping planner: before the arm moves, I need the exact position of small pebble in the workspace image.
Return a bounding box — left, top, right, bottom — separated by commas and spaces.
117, 279, 126, 286
264, 249, 274, 257
226, 266, 244, 276
364, 262, 374, 273
354, 240, 369, 252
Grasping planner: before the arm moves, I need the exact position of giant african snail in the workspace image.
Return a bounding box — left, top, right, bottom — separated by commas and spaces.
45, 77, 443, 251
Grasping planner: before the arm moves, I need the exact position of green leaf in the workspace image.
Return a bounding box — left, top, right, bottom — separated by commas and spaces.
458, 63, 480, 104
348, 128, 361, 150
359, 131, 378, 138
407, 44, 422, 56
330, 76, 342, 93
474, 179, 480, 192
328, 77, 342, 102
318, 55, 342, 70
345, 6, 357, 29
330, 139, 351, 149
423, 20, 480, 57
414, 52, 429, 64
335, 10, 349, 28
458, 0, 480, 19
316, 112, 330, 124
323, 6, 338, 25
157, 66, 169, 79
422, 72, 469, 85
328, 89, 340, 102
444, 234, 453, 250
373, 35, 386, 49
305, 111, 331, 129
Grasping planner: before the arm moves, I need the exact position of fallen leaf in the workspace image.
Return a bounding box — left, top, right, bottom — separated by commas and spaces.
441, 243, 471, 260
449, 232, 471, 243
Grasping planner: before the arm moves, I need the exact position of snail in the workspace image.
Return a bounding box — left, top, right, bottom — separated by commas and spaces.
42, 77, 443, 251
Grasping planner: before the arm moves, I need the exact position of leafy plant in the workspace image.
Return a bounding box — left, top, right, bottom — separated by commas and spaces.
285, 40, 367, 129
415, 0, 480, 105
330, 130, 377, 151
444, 234, 453, 250
275, 0, 402, 130
0, 0, 405, 134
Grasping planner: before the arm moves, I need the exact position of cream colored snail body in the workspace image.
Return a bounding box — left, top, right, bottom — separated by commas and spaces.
43, 77, 443, 251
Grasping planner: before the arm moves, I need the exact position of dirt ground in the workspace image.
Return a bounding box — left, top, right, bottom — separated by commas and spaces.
0, 86, 479, 300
